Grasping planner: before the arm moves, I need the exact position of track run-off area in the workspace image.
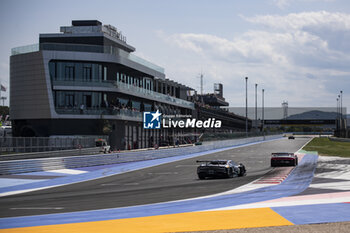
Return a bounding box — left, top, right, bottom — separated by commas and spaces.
0, 137, 350, 232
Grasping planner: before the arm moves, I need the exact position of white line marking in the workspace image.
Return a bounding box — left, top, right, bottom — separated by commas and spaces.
10, 207, 64, 210
124, 183, 139, 186
309, 181, 350, 191
100, 183, 119, 186
50, 169, 87, 175
211, 196, 350, 211
175, 165, 198, 167
148, 172, 178, 175
101, 183, 140, 186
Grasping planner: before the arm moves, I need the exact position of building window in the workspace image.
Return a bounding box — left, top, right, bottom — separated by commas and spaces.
50, 61, 105, 82
83, 67, 92, 82
83, 94, 92, 108
65, 94, 74, 107
158, 82, 161, 93
103, 66, 107, 81
49, 62, 56, 79
65, 66, 75, 81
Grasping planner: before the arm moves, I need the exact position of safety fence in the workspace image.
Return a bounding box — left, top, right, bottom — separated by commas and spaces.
0, 147, 101, 161
0, 136, 107, 154
0, 134, 282, 175
201, 131, 280, 141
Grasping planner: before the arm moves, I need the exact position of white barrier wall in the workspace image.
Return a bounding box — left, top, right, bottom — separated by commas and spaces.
0, 135, 282, 175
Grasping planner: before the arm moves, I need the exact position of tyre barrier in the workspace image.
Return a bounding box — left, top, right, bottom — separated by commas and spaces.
0, 135, 282, 175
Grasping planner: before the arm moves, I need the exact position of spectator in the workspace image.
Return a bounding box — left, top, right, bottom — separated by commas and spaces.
79, 104, 84, 114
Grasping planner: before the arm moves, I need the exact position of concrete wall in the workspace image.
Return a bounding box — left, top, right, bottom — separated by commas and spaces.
10, 51, 51, 120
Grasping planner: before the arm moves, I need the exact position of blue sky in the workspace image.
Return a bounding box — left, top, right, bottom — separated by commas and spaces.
0, 0, 349, 111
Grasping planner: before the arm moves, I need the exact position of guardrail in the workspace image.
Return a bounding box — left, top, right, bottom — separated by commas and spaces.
0, 136, 106, 154
0, 135, 282, 175
0, 147, 101, 161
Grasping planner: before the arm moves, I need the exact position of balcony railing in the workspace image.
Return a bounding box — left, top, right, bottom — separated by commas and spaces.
114, 80, 194, 109
11, 43, 164, 74
55, 107, 142, 120
11, 44, 39, 55
52, 79, 113, 88
52, 79, 195, 109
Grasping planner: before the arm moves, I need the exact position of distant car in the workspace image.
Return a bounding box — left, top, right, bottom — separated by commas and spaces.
288, 135, 295, 139
271, 152, 298, 167
196, 160, 246, 180
95, 139, 111, 153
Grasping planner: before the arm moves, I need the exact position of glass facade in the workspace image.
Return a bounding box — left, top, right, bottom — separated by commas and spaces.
49, 61, 103, 82
54, 91, 102, 109
49, 60, 194, 119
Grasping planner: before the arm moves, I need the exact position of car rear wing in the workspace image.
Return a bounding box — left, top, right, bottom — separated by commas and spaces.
271, 153, 294, 156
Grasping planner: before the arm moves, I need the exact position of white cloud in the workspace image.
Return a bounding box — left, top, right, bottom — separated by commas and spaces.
243, 11, 350, 31
160, 11, 350, 107
273, 0, 335, 9
274, 0, 290, 9
0, 62, 9, 86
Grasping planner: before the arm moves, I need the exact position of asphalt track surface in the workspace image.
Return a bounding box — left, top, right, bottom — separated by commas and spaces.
0, 138, 309, 218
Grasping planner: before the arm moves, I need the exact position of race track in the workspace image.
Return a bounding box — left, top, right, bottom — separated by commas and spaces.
0, 137, 310, 218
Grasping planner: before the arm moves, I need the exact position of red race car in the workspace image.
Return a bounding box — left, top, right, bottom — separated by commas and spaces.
271, 152, 298, 167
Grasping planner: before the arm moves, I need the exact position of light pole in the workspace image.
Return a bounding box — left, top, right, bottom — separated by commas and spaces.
336, 97, 339, 133
336, 98, 338, 116
338, 94, 341, 120
255, 83, 258, 131
340, 90, 343, 120
245, 77, 248, 137
262, 88, 265, 132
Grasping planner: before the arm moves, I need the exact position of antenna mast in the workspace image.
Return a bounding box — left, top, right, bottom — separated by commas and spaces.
199, 73, 203, 95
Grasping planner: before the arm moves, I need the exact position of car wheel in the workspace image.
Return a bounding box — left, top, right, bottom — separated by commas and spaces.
227, 168, 234, 178
198, 174, 206, 180
238, 166, 245, 176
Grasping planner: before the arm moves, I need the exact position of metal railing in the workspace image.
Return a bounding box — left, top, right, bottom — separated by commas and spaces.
11, 44, 39, 55
52, 80, 113, 88
55, 107, 142, 119
114, 81, 194, 109
201, 131, 281, 141
0, 136, 106, 154
52, 79, 195, 109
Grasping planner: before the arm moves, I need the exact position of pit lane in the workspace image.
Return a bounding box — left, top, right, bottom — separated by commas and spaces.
0, 138, 309, 218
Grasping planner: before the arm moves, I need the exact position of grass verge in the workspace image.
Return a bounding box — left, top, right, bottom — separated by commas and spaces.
302, 137, 350, 158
